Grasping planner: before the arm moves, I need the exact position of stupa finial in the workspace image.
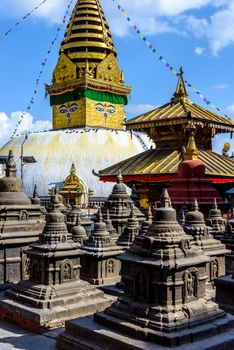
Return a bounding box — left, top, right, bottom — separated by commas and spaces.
116, 170, 123, 184
192, 199, 199, 212
147, 206, 153, 222
6, 150, 17, 178
97, 209, 104, 222
160, 188, 172, 208
33, 185, 39, 198
184, 122, 199, 160
71, 163, 76, 175
213, 198, 218, 210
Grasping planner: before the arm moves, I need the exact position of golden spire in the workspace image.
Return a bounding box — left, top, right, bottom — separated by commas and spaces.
172, 67, 188, 103
184, 122, 199, 160
60, 0, 116, 65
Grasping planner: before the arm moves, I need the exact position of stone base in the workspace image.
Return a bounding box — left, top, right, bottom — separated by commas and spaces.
0, 281, 112, 333
57, 313, 234, 350
215, 275, 234, 314
99, 283, 123, 297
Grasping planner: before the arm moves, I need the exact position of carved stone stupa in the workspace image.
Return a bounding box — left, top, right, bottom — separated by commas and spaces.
0, 151, 44, 287
221, 211, 234, 274
57, 190, 234, 350
117, 206, 140, 249
0, 195, 110, 332
206, 198, 226, 239
184, 199, 229, 282
80, 210, 123, 286
101, 171, 145, 236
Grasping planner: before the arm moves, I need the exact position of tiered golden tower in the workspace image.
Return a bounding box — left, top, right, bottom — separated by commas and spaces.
46, 0, 131, 130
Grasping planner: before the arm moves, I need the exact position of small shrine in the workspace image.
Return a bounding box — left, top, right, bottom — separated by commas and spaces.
206, 198, 226, 239
168, 124, 226, 215
0, 151, 44, 287
59, 163, 88, 206
117, 206, 140, 249
71, 213, 88, 245
0, 194, 110, 332
101, 171, 145, 236
139, 207, 153, 236
221, 213, 234, 274
57, 189, 234, 349
99, 69, 234, 208
80, 210, 123, 286
215, 208, 234, 312
184, 199, 229, 282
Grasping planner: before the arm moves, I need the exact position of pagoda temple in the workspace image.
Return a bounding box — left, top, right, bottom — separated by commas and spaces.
0, 0, 150, 198
99, 69, 234, 207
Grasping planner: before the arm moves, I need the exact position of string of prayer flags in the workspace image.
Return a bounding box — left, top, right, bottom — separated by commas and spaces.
0, 0, 48, 40
10, 0, 75, 139
112, 0, 232, 121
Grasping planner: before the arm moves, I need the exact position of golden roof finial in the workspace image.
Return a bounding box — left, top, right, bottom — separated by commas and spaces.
71, 163, 76, 175
172, 67, 188, 103
184, 122, 199, 160
59, 0, 117, 65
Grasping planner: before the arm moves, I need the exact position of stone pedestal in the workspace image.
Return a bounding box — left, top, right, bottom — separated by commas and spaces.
57, 190, 234, 349
215, 274, 234, 314
80, 211, 123, 286
0, 195, 110, 332
0, 151, 45, 287
184, 200, 229, 282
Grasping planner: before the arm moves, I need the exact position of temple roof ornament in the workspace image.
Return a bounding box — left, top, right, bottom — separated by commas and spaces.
171, 67, 188, 103
184, 123, 199, 161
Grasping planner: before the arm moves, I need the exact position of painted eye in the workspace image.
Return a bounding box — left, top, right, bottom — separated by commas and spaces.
107, 108, 116, 114
69, 104, 78, 113
95, 104, 105, 113
60, 106, 67, 114
96, 107, 105, 112
107, 105, 116, 114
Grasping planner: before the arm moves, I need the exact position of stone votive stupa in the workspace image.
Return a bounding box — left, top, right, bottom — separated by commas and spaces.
206, 198, 226, 240
184, 199, 229, 282
0, 151, 44, 287
80, 210, 123, 286
57, 189, 234, 349
71, 212, 88, 245
117, 205, 140, 249
101, 170, 145, 236
221, 211, 234, 274
0, 194, 110, 332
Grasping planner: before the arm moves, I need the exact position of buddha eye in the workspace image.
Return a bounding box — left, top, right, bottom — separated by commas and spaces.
95, 103, 105, 113
59, 106, 67, 114
69, 104, 78, 113
107, 105, 116, 114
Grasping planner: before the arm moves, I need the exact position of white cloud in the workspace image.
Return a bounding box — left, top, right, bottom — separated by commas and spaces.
213, 83, 229, 89
125, 104, 157, 117
1, 0, 234, 54
195, 47, 205, 55
0, 112, 52, 148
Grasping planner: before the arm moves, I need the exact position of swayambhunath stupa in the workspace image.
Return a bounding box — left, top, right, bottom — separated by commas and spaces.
0, 0, 151, 201
1, 0, 234, 349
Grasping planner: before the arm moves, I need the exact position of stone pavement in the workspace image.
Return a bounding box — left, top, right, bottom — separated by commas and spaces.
0, 320, 59, 350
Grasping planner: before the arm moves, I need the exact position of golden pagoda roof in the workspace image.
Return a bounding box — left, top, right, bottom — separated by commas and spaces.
126, 72, 234, 133
99, 148, 234, 180
60, 0, 116, 65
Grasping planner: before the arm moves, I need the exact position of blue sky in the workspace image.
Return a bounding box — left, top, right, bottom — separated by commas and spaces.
0, 0, 234, 153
